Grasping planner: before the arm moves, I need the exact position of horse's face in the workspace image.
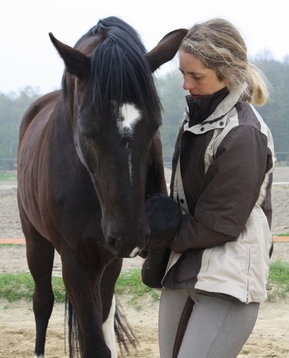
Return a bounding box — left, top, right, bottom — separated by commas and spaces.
75, 95, 160, 257
49, 22, 187, 257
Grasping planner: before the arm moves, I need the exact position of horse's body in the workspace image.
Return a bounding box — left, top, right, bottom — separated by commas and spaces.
17, 17, 187, 358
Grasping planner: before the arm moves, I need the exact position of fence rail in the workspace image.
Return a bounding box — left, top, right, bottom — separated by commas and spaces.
0, 158, 17, 171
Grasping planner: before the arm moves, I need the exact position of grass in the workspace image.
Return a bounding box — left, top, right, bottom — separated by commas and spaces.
0, 171, 17, 181
269, 261, 289, 283
267, 260, 289, 302
0, 269, 159, 305
0, 273, 65, 302
116, 269, 160, 307
1, 262, 288, 304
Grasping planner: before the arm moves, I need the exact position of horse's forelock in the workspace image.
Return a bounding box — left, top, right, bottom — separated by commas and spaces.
62, 17, 161, 122
89, 18, 161, 119
91, 17, 145, 50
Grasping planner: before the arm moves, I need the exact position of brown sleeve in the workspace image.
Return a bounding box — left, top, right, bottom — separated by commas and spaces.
170, 214, 235, 252
170, 125, 269, 252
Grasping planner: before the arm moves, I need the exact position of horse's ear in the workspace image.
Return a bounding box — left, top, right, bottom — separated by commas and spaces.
49, 33, 90, 78
145, 29, 188, 72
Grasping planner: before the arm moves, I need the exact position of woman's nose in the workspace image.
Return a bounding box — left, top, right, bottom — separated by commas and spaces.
183, 77, 195, 91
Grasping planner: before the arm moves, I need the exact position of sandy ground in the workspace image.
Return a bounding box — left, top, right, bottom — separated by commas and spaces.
0, 166, 289, 357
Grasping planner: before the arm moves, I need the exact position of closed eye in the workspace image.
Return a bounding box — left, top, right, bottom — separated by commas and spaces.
179, 68, 204, 81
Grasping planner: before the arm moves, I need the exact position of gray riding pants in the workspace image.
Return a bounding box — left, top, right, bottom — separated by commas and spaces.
159, 288, 259, 358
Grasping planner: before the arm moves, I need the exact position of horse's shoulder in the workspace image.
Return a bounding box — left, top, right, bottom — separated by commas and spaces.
19, 91, 60, 141
24, 90, 59, 120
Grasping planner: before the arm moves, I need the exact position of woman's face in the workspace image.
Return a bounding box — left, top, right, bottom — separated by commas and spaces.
179, 50, 226, 98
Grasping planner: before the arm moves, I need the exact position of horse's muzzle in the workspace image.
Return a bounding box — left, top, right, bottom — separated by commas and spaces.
102, 215, 150, 257
106, 233, 148, 258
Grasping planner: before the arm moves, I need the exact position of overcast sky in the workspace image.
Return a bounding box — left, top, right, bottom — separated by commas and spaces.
1, 0, 288, 94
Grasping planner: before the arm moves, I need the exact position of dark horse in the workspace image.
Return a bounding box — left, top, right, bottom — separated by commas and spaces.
17, 17, 187, 358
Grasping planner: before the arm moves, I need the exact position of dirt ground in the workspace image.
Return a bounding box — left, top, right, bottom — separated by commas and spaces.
0, 166, 289, 357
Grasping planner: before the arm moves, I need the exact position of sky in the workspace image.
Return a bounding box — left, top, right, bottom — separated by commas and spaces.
1, 0, 289, 94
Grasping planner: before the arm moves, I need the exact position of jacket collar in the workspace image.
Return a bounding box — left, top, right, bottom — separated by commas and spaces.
186, 87, 229, 126
184, 84, 247, 131
202, 84, 247, 123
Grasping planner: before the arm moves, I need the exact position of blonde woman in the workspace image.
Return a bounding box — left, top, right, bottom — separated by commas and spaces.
158, 18, 275, 358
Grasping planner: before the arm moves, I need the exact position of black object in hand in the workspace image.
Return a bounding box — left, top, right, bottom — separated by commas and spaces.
141, 193, 182, 288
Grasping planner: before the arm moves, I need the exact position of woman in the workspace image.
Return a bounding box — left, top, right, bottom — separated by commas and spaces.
158, 18, 275, 358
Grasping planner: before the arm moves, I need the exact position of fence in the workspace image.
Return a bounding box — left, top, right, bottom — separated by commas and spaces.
275, 152, 289, 164
0, 158, 16, 171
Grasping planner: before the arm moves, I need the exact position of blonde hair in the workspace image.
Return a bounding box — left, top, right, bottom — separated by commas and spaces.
181, 18, 268, 105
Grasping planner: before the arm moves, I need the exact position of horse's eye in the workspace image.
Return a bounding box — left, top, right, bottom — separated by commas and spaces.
78, 117, 100, 137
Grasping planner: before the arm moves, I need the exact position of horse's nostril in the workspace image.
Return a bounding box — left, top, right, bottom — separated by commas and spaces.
107, 236, 117, 248
145, 231, 150, 243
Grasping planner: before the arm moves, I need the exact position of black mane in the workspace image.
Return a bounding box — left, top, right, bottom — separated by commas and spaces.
76, 17, 161, 118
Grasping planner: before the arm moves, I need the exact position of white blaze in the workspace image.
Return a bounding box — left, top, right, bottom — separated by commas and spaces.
117, 103, 141, 185
117, 103, 140, 135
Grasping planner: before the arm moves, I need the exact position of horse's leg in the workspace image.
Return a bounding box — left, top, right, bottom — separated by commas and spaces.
101, 258, 122, 358
61, 252, 112, 358
20, 214, 55, 357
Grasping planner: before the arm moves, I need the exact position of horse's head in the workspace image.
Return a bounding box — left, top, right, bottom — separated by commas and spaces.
49, 17, 187, 257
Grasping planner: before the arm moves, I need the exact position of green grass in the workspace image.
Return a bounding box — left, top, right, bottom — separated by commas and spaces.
0, 171, 17, 181
267, 260, 289, 302
0, 269, 159, 305
269, 260, 289, 284
2, 263, 287, 305
116, 269, 160, 307
0, 273, 65, 302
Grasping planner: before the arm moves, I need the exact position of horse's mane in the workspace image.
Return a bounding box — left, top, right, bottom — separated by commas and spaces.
66, 17, 161, 119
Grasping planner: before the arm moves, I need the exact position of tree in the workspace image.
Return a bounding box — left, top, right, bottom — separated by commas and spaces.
254, 57, 289, 160
155, 58, 289, 164
155, 70, 186, 162
0, 87, 40, 169
1, 56, 289, 170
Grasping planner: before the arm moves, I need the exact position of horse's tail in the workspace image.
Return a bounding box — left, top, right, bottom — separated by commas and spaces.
65, 296, 82, 358
65, 295, 138, 357
114, 298, 139, 355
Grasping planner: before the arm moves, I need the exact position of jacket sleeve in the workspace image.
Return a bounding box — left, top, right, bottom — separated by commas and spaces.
169, 215, 235, 252
170, 125, 269, 253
